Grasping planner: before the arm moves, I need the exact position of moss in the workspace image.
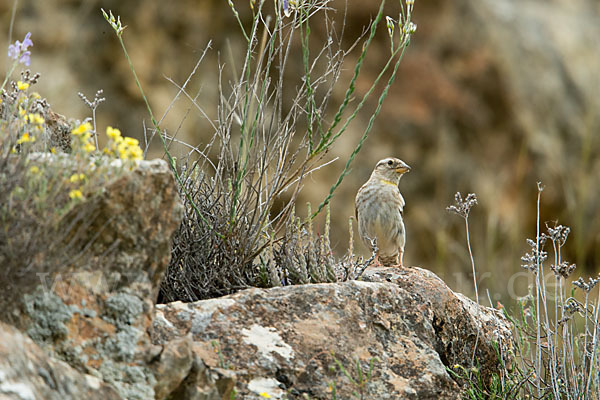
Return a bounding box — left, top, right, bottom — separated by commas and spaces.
102, 292, 143, 326
24, 290, 75, 343
98, 360, 156, 400
102, 325, 142, 362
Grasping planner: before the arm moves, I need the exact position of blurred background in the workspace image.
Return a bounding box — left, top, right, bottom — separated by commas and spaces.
2, 0, 599, 306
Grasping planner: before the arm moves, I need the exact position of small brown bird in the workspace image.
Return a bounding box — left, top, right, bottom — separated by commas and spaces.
355, 157, 410, 267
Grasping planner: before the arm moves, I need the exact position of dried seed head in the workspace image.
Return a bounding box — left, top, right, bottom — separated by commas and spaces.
447, 192, 478, 219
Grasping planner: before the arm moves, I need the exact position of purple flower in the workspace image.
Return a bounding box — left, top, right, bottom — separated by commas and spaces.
7, 43, 19, 59
19, 51, 31, 66
7, 32, 33, 66
283, 0, 290, 17
22, 32, 33, 50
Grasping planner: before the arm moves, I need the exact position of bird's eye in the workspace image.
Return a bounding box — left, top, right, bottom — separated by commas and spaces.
387, 160, 393, 166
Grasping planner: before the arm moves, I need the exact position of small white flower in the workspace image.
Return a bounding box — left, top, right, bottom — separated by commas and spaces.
404, 21, 417, 35
386, 16, 396, 38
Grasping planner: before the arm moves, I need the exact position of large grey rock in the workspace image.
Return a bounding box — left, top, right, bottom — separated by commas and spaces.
151, 267, 513, 399
0, 321, 121, 400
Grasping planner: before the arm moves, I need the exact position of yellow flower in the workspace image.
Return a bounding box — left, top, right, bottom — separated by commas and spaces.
29, 166, 40, 174
118, 148, 128, 159
83, 142, 96, 153
123, 137, 139, 147
69, 173, 85, 183
50, 147, 57, 154
72, 122, 93, 136
16, 132, 35, 144
18, 107, 26, 117
106, 126, 122, 140
103, 147, 114, 156
27, 113, 45, 125
17, 81, 30, 91
128, 146, 143, 161
259, 393, 271, 399
32, 92, 41, 99
69, 189, 83, 200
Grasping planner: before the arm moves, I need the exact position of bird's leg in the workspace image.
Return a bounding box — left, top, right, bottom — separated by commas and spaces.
392, 251, 404, 268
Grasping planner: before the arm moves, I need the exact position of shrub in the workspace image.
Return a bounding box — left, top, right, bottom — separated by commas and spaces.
450, 183, 600, 399
0, 33, 146, 317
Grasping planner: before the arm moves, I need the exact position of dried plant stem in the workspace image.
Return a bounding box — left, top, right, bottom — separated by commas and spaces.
464, 216, 478, 305
534, 182, 542, 397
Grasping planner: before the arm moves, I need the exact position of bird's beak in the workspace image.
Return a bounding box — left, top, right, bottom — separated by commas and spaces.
396, 164, 411, 174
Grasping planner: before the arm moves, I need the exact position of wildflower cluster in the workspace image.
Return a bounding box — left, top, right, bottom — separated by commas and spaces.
104, 126, 143, 161
521, 236, 548, 273
447, 192, 478, 219
1, 33, 34, 93
521, 223, 578, 278
101, 9, 126, 36
546, 223, 570, 247
572, 275, 600, 293
550, 261, 576, 279
66, 172, 86, 200
281, 0, 299, 17
385, 0, 417, 53
62, 123, 143, 203
0, 71, 48, 154
8, 32, 33, 67
71, 122, 96, 153
69, 123, 143, 165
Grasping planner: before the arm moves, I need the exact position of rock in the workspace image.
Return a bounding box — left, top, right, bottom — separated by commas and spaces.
0, 321, 121, 400
0, 157, 185, 400
164, 358, 236, 400
361, 266, 514, 385
151, 336, 194, 399
78, 158, 185, 299
151, 267, 513, 399
3, 157, 183, 323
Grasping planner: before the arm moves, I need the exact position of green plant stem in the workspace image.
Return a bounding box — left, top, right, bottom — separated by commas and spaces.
0, 61, 18, 93
312, 42, 408, 219
230, 4, 264, 224
109, 25, 219, 236
312, 0, 386, 155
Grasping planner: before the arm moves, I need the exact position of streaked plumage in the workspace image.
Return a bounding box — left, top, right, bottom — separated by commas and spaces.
355, 157, 410, 267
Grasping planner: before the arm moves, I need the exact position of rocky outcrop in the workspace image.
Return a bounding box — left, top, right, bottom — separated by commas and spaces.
151, 267, 512, 399
0, 158, 185, 399
0, 144, 512, 400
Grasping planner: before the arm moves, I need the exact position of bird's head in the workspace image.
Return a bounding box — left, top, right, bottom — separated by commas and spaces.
371, 157, 411, 184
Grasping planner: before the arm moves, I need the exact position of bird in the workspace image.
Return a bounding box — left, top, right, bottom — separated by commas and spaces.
355, 157, 410, 267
